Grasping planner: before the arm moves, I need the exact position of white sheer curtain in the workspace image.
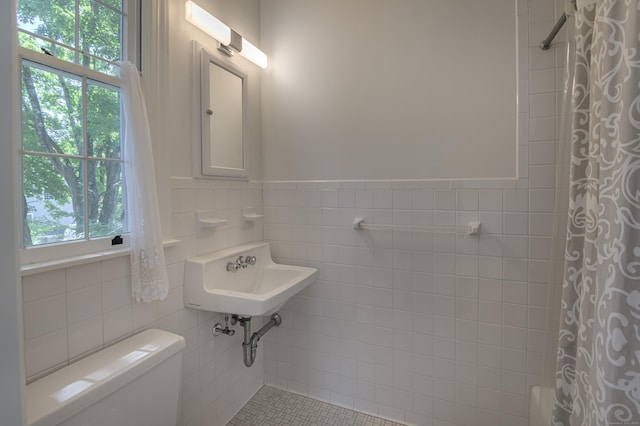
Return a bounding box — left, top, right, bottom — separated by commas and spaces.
118, 61, 169, 303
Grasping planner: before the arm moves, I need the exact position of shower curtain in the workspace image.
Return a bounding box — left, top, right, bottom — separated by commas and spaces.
552, 0, 640, 425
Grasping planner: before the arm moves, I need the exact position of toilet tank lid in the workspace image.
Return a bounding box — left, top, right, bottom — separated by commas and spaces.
26, 329, 185, 426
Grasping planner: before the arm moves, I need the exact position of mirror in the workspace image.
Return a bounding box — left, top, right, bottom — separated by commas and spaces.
197, 45, 248, 179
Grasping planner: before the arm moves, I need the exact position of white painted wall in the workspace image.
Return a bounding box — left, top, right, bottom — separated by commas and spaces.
0, 0, 26, 424
260, 0, 517, 181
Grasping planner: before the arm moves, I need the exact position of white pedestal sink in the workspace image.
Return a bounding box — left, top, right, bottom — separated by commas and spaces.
184, 242, 318, 317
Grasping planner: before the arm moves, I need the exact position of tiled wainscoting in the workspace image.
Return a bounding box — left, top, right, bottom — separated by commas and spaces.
261, 179, 556, 426
21, 178, 265, 426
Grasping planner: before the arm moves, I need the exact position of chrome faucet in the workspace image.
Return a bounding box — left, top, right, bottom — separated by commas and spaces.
226, 255, 257, 272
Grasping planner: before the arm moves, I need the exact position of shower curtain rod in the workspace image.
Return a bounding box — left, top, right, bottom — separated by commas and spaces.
540, 12, 568, 50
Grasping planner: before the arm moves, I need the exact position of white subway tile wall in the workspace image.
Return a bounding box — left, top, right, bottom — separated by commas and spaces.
22, 179, 265, 426
259, 178, 553, 425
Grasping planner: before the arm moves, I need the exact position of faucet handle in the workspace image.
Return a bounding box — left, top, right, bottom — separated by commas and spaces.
246, 256, 257, 265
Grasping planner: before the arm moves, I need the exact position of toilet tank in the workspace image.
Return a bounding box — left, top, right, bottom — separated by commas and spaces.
26, 329, 185, 426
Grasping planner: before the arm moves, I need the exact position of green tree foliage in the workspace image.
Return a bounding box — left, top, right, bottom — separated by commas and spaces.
18, 0, 125, 246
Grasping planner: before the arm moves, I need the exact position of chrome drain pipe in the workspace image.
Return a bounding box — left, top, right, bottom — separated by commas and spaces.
238, 313, 282, 367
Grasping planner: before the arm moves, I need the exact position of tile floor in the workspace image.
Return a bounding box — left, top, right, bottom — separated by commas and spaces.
227, 386, 406, 426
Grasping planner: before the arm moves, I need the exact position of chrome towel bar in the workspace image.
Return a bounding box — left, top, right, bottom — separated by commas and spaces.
352, 217, 481, 235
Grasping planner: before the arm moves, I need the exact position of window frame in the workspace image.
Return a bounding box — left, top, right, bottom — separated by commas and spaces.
18, 0, 140, 266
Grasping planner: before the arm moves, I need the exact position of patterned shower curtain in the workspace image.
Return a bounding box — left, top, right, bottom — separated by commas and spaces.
552, 0, 640, 425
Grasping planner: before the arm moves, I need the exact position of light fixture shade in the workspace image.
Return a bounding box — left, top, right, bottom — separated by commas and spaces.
185, 0, 268, 69
185, 0, 231, 46
239, 39, 268, 69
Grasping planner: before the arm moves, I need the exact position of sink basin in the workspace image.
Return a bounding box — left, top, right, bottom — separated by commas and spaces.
184, 242, 318, 317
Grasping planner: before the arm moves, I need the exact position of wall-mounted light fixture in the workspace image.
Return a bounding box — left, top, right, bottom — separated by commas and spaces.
185, 0, 268, 69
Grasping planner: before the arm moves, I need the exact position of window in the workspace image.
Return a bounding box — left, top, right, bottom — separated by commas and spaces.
17, 0, 138, 262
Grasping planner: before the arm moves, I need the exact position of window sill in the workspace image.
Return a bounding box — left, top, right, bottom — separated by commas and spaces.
20, 239, 180, 276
